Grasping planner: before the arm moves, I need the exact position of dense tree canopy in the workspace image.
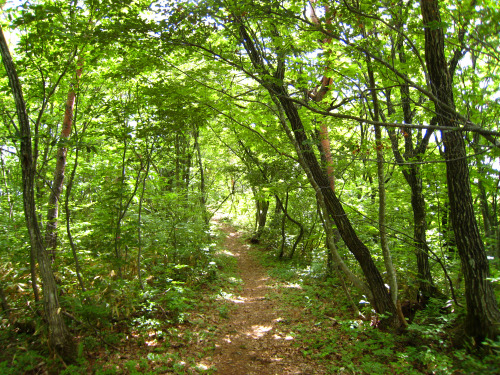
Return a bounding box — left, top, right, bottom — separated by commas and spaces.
0, 0, 499, 372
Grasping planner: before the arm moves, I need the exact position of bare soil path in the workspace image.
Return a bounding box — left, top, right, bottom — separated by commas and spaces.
208, 223, 326, 375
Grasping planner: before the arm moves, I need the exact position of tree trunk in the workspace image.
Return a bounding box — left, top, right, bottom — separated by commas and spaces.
278, 192, 289, 258
0, 26, 76, 362
64, 146, 86, 292
387, 128, 438, 302
271, 83, 400, 326
278, 86, 399, 324
45, 59, 83, 259
366, 56, 399, 307
252, 198, 269, 242
421, 0, 500, 342
0, 280, 9, 317
410, 175, 440, 301
384, 6, 439, 304
274, 194, 304, 259
0, 152, 14, 219
193, 126, 208, 222
137, 153, 150, 291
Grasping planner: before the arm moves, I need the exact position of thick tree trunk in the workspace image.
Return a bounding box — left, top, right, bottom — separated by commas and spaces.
0, 26, 76, 362
45, 59, 83, 259
421, 0, 500, 342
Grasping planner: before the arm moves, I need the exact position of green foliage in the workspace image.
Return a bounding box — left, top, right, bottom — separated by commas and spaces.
264, 255, 499, 375
1, 0, 499, 371
0, 350, 45, 375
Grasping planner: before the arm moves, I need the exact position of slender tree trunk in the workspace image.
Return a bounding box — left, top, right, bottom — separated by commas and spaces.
274, 194, 304, 259
114, 139, 128, 278
410, 177, 440, 301
252, 198, 269, 242
114, 147, 145, 278
366, 57, 399, 307
193, 126, 208, 222
0, 152, 14, 219
421, 0, 500, 342
270, 80, 396, 325
64, 146, 85, 292
278, 192, 289, 258
0, 280, 9, 317
236, 16, 401, 329
29, 240, 40, 303
137, 156, 150, 291
282, 91, 399, 319
45, 59, 83, 259
385, 6, 439, 303
0, 26, 75, 362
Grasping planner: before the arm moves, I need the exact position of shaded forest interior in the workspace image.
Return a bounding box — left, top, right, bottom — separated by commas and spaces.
0, 0, 499, 373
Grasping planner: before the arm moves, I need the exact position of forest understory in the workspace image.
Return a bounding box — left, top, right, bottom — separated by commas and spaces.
1, 219, 498, 374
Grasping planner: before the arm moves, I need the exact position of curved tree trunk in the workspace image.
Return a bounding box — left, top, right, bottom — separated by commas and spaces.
421, 0, 500, 342
274, 194, 304, 259
0, 26, 76, 362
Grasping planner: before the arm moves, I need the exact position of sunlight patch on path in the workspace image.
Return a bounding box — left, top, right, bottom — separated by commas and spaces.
217, 249, 236, 257
245, 325, 273, 338
281, 282, 302, 289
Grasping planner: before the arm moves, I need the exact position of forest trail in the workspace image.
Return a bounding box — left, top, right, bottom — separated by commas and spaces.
208, 222, 326, 375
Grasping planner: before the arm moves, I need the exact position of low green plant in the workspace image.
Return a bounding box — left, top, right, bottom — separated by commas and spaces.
0, 350, 45, 375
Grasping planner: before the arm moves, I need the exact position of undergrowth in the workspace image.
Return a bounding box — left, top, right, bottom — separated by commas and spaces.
253, 246, 500, 375
0, 224, 239, 374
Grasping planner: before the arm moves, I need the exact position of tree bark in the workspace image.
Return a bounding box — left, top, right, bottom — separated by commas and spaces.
0, 26, 76, 362
421, 0, 500, 342
45, 59, 83, 259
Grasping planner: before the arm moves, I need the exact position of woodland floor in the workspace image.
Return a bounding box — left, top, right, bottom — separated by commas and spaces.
5, 221, 498, 374
88, 221, 329, 374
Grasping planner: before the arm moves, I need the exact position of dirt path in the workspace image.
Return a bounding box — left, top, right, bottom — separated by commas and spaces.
209, 224, 324, 375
